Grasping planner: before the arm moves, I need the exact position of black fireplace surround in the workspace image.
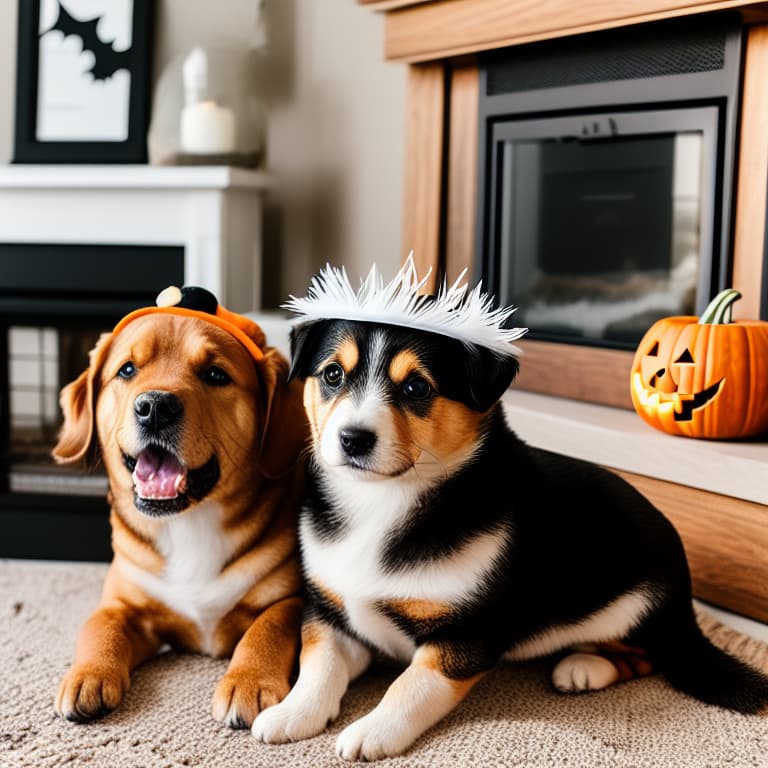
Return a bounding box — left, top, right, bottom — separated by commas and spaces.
1, 243, 183, 561
476, 13, 744, 349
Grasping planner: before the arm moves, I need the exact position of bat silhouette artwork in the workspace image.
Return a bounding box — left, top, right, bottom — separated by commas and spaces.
46, 1, 132, 81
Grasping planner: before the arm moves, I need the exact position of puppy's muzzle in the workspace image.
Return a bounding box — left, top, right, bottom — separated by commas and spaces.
339, 427, 377, 459
134, 390, 183, 434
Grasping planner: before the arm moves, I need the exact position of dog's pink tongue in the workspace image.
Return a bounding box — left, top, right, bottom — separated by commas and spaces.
132, 447, 187, 499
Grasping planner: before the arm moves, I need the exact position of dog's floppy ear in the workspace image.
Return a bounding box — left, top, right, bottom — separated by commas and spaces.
52, 333, 113, 465
439, 339, 519, 413
257, 347, 309, 478
461, 344, 520, 413
432, 337, 520, 412
288, 320, 329, 381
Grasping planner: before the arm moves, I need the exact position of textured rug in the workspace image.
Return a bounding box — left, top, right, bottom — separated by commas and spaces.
1, 559, 766, 768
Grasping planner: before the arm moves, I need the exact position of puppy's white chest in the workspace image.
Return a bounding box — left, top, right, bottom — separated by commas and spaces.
121, 502, 253, 653
302, 478, 507, 661
306, 521, 417, 660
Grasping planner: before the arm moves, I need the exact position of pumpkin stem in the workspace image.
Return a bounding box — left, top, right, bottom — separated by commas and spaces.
699, 288, 742, 324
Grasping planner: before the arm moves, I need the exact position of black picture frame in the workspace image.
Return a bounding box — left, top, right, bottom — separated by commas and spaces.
13, 0, 153, 164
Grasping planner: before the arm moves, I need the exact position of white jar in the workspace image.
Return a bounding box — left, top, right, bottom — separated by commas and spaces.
148, 45, 266, 167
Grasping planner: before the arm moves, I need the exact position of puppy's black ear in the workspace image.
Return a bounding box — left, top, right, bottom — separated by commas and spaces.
288, 320, 329, 381
464, 345, 520, 412
428, 336, 520, 412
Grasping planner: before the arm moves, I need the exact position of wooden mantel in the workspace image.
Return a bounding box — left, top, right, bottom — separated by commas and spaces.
362, 0, 768, 624
363, 0, 768, 62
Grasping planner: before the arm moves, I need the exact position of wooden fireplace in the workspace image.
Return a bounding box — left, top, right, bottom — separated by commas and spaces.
362, 0, 768, 623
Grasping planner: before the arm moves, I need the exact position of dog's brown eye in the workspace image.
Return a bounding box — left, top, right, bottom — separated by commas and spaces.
403, 375, 431, 399
117, 362, 136, 379
203, 366, 231, 386
323, 363, 344, 388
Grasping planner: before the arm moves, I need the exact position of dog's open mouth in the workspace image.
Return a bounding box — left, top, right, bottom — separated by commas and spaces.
133, 446, 187, 499
122, 448, 220, 517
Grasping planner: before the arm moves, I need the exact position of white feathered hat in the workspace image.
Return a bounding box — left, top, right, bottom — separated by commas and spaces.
283, 253, 527, 357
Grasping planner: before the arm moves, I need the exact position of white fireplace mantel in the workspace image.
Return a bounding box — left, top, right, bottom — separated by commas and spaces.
0, 165, 270, 312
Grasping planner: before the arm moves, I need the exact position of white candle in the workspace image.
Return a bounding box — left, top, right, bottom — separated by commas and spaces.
180, 100, 236, 155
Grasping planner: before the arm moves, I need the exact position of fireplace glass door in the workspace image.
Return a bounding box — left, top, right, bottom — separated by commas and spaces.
490, 107, 719, 348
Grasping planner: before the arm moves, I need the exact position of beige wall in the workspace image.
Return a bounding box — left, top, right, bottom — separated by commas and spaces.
0, 0, 405, 308
0, 1, 17, 163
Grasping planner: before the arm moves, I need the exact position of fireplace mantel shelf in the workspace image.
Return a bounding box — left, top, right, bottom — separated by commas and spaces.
0, 164, 270, 313
363, 0, 768, 62
0, 164, 271, 191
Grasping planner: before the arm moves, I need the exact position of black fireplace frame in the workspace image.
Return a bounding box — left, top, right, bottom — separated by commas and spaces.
475, 13, 745, 345
0, 243, 183, 561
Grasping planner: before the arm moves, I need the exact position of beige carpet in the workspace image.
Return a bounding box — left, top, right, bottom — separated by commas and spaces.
1, 559, 767, 768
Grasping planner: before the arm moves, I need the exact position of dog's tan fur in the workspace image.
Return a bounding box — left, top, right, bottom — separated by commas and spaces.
53, 314, 308, 727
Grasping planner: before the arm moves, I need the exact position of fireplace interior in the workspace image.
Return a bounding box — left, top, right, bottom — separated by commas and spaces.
476, 14, 744, 349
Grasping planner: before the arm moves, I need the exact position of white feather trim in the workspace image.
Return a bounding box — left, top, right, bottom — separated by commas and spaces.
283, 253, 527, 356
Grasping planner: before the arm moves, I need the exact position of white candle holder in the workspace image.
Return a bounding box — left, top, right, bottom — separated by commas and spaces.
147, 45, 266, 168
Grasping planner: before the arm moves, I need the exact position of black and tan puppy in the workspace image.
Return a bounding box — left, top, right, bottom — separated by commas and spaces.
252, 258, 768, 761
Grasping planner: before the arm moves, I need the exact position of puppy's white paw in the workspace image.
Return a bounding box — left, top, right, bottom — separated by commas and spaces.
552, 652, 620, 693
252, 690, 339, 744
336, 711, 414, 762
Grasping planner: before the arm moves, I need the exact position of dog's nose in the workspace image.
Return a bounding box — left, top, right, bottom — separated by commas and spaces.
134, 391, 183, 432
339, 427, 377, 458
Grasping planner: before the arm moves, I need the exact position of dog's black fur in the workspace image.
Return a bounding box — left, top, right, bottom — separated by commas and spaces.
252, 318, 768, 760
292, 320, 768, 713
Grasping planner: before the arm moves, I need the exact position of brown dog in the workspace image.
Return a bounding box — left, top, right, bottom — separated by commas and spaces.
52, 286, 308, 728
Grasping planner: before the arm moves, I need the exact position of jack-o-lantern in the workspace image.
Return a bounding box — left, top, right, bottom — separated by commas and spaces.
630, 289, 768, 439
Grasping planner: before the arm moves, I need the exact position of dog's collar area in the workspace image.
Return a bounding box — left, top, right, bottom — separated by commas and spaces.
122, 451, 220, 518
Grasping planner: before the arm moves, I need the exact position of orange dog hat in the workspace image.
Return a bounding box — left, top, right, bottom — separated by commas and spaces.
112, 286, 265, 361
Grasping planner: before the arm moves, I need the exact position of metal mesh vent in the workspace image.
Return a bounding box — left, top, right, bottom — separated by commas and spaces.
485, 18, 727, 95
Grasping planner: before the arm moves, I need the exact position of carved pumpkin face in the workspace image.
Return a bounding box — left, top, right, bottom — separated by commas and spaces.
633, 326, 725, 422
630, 293, 768, 439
